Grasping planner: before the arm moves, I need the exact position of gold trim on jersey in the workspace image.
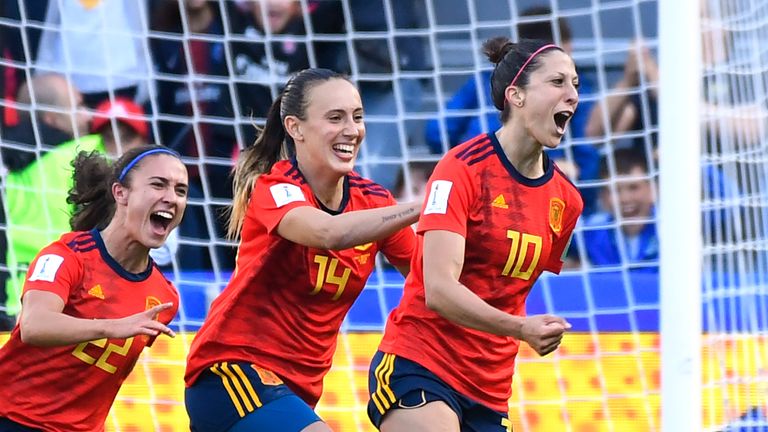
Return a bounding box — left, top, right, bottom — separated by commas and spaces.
210, 362, 263, 417
371, 353, 397, 415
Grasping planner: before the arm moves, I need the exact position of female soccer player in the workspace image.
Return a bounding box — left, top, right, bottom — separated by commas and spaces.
0, 145, 188, 431
367, 38, 584, 431
184, 68, 419, 432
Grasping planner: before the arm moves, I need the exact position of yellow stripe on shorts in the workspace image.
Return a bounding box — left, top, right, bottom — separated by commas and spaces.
210, 363, 247, 417
371, 353, 397, 415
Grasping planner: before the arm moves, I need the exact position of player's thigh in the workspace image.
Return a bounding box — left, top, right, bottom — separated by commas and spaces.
380, 400, 459, 432
300, 421, 333, 432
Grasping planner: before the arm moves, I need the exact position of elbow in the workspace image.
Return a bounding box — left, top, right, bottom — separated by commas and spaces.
314, 222, 349, 251
19, 317, 44, 346
423, 281, 447, 315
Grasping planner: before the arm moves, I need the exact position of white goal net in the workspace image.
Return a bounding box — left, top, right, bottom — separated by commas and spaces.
0, 0, 764, 431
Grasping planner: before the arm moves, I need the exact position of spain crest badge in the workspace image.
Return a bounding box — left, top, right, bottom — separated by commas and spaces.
549, 197, 565, 234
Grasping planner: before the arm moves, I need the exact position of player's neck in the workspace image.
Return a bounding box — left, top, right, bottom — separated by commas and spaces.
296, 159, 345, 210
495, 127, 545, 179
100, 224, 151, 274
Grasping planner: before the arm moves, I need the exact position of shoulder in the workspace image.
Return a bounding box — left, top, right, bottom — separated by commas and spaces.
256, 160, 310, 195
347, 173, 394, 205
28, 231, 89, 277
552, 164, 583, 206
150, 265, 178, 294
252, 160, 312, 210
57, 231, 97, 255
438, 133, 494, 172
258, 159, 306, 186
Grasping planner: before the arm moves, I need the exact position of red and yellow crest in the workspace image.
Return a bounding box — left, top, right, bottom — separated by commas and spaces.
251, 365, 284, 386
549, 198, 565, 234
146, 296, 162, 319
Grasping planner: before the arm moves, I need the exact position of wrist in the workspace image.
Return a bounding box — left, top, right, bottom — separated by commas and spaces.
506, 315, 525, 340
97, 318, 114, 339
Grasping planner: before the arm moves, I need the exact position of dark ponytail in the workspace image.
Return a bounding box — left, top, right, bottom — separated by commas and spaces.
484, 37, 562, 122
68, 145, 180, 231
68, 151, 114, 231
228, 94, 291, 239
227, 67, 350, 240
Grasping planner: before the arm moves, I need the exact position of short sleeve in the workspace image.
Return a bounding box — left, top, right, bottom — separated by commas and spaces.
22, 242, 83, 303
416, 156, 476, 238
249, 174, 313, 234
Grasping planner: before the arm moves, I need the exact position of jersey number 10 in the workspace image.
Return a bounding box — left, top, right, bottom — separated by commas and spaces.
501, 230, 542, 281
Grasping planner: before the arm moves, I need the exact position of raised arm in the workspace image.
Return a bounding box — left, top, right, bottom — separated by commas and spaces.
422, 229, 569, 356
277, 201, 420, 251
586, 42, 657, 138
20, 290, 175, 347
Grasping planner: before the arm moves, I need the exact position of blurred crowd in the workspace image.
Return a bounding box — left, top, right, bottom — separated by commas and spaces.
10, 0, 763, 328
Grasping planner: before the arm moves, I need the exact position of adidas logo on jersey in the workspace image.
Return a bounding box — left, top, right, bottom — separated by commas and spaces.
491, 194, 508, 209
88, 284, 105, 299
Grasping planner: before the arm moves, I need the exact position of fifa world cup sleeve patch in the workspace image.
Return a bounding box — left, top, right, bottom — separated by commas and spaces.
28, 254, 65, 282
269, 183, 306, 208
424, 180, 453, 215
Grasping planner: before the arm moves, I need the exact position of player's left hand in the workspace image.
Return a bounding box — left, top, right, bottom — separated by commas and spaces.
520, 314, 571, 356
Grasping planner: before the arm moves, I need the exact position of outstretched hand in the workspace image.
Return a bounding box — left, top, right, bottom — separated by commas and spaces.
106, 303, 176, 339
520, 314, 570, 356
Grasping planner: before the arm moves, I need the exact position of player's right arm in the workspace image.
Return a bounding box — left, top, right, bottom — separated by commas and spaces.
19, 244, 175, 347
422, 229, 569, 356
20, 292, 175, 347
277, 202, 420, 251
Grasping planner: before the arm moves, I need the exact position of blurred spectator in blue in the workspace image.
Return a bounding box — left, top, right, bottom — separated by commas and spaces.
583, 148, 658, 268
149, 0, 237, 194
35, 0, 151, 108
229, 0, 343, 144
425, 5, 600, 212
331, 0, 428, 192
584, 40, 659, 153
149, 0, 242, 270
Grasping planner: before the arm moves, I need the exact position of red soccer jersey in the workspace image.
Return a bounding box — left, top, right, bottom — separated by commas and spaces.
0, 230, 179, 432
379, 133, 583, 412
185, 159, 415, 406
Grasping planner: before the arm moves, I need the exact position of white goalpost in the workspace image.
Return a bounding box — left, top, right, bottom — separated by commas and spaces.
659, 1, 701, 431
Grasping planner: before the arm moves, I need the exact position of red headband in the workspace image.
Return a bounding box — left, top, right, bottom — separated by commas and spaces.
509, 43, 559, 87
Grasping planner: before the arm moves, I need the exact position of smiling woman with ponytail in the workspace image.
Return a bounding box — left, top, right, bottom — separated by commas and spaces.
185, 68, 421, 432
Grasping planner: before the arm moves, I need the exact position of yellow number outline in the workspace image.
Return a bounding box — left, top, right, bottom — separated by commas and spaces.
311, 255, 351, 300
72, 337, 134, 374
501, 230, 542, 281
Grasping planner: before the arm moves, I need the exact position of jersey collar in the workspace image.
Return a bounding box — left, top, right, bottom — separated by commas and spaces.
289, 158, 351, 215
91, 229, 154, 282
488, 132, 554, 187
